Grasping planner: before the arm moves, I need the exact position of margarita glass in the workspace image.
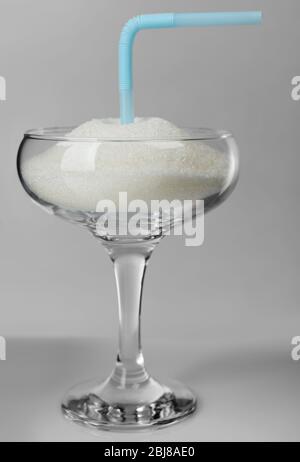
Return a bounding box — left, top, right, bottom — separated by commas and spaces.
17, 126, 238, 430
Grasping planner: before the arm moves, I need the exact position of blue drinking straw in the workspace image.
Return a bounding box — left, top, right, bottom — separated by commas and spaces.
119, 11, 262, 124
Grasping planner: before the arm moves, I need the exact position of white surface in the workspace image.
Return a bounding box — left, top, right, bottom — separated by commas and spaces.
0, 336, 299, 442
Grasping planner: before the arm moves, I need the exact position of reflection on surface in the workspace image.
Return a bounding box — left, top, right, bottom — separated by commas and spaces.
0, 337, 299, 441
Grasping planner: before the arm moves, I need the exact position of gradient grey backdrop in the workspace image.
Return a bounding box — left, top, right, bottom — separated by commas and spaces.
0, 0, 299, 441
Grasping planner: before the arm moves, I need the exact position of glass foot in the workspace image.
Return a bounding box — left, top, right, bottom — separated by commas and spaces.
61, 376, 197, 431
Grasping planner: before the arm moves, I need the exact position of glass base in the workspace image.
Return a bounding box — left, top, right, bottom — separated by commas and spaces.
61, 376, 197, 431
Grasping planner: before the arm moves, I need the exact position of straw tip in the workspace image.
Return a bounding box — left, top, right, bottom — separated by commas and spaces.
253, 11, 263, 23
242, 10, 262, 25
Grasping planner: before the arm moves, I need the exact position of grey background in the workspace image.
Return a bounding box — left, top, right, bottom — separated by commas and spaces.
0, 0, 299, 441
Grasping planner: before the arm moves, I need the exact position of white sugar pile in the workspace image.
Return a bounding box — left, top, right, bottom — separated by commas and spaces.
68, 117, 187, 140
22, 117, 230, 211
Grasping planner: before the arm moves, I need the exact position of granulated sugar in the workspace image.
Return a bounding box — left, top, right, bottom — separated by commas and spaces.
68, 117, 187, 140
22, 117, 230, 211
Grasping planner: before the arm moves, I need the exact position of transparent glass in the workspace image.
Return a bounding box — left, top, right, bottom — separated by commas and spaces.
17, 127, 239, 430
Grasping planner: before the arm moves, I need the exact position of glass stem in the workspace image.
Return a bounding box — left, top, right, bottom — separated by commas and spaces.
104, 240, 160, 388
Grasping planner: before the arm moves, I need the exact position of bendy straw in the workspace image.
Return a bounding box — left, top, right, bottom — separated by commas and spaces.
119, 11, 262, 124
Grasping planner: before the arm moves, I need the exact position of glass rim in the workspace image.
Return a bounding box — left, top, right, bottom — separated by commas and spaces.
24, 126, 233, 142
